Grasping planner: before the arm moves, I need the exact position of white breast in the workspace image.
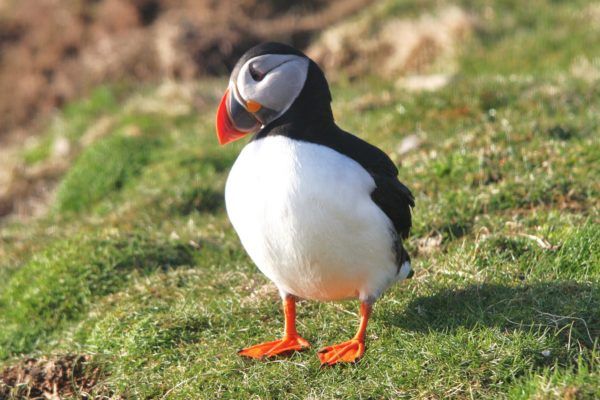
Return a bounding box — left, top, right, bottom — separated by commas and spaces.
225, 136, 403, 302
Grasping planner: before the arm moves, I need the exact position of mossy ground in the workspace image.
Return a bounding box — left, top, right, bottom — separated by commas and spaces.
1, 0, 599, 398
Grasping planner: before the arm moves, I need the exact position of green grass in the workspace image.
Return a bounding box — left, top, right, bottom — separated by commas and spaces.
53, 114, 172, 214
22, 85, 125, 166
1, 0, 599, 398
0, 235, 195, 359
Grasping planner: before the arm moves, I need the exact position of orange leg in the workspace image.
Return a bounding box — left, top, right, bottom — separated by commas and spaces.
238, 296, 310, 359
318, 302, 372, 366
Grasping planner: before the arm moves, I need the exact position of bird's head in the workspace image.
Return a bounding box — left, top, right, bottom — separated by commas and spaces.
216, 42, 332, 145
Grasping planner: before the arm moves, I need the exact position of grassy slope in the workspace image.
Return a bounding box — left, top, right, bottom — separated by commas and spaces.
1, 0, 599, 398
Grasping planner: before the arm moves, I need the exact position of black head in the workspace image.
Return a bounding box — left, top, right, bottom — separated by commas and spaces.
216, 42, 333, 145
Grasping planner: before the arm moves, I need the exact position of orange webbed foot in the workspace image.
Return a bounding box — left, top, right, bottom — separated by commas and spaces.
239, 335, 310, 359
317, 338, 365, 366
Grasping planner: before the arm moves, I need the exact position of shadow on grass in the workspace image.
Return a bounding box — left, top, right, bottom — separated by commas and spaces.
385, 282, 600, 347
438, 221, 472, 241
178, 186, 224, 215
112, 240, 196, 273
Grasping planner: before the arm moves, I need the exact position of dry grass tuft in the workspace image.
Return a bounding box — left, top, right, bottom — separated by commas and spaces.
308, 5, 474, 82
571, 56, 600, 83
239, 278, 279, 307
582, 2, 600, 26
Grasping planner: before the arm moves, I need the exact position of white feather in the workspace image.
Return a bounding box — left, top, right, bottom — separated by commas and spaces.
397, 261, 412, 281
226, 136, 409, 302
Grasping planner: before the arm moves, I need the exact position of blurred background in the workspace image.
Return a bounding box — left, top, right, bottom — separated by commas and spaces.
0, 1, 598, 399
0, 0, 374, 219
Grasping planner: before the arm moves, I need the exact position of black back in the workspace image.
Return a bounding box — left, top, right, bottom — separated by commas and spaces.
240, 43, 415, 243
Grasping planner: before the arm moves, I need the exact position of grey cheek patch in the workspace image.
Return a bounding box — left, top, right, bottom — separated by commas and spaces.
237, 55, 308, 112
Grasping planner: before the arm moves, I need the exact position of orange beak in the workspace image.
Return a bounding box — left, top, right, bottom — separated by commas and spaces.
216, 88, 260, 145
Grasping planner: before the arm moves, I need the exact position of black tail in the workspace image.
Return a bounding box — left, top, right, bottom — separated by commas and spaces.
394, 239, 413, 278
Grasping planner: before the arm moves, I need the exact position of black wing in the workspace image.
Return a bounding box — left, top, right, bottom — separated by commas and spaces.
370, 175, 414, 239
320, 126, 415, 239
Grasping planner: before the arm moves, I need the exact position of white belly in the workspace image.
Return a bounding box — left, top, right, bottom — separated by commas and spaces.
225, 136, 401, 301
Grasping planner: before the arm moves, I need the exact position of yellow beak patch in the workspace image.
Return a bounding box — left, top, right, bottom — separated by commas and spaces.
246, 99, 262, 113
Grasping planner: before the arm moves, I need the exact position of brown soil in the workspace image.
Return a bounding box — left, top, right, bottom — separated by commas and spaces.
0, 355, 105, 399
0, 0, 372, 222
0, 0, 373, 145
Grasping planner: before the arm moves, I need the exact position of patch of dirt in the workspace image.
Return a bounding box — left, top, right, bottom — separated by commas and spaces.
0, 0, 373, 145
415, 232, 443, 256
0, 354, 106, 399
0, 148, 68, 220
239, 278, 278, 307
307, 5, 474, 82
561, 385, 581, 400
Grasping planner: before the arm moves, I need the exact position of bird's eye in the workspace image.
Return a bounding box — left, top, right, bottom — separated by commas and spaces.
248, 63, 265, 82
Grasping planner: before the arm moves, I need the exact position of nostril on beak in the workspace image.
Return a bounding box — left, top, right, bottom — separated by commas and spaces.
246, 100, 262, 113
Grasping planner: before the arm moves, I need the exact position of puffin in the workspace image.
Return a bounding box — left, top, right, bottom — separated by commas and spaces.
216, 42, 414, 366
